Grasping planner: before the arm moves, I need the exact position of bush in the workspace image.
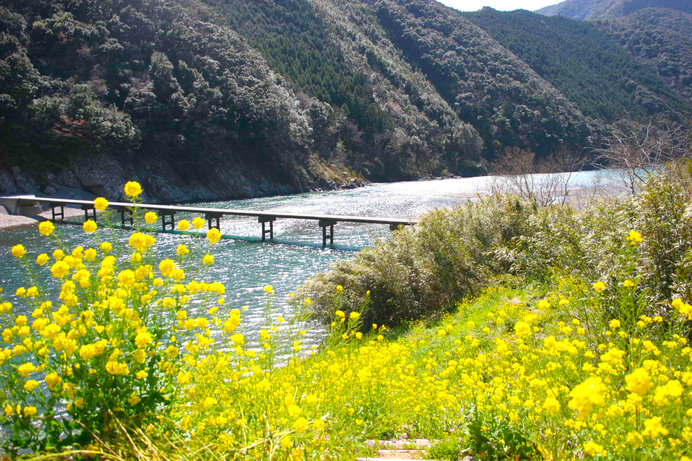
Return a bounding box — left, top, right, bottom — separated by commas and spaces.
299, 195, 537, 328
301, 163, 692, 329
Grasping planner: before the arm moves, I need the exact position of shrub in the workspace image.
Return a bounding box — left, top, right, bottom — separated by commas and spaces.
301, 163, 692, 329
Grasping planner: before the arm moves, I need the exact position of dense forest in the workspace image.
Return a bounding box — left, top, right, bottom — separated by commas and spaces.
464, 8, 685, 121
595, 8, 692, 100
0, 0, 689, 201
536, 0, 692, 20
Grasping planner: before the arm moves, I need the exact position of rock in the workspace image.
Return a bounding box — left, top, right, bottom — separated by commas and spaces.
0, 169, 17, 194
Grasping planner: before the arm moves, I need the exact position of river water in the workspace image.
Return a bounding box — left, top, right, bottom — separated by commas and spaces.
0, 170, 620, 345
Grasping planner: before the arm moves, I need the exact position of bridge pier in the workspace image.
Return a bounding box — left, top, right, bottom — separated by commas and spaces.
51, 203, 65, 222
259, 216, 276, 241
81, 204, 96, 222
161, 211, 175, 231
319, 219, 337, 246
206, 212, 222, 230
120, 208, 134, 226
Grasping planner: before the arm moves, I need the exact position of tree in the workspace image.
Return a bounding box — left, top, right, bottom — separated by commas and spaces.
491, 147, 584, 206
595, 119, 691, 194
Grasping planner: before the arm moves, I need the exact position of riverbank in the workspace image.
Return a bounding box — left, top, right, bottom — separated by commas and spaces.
1, 169, 689, 460
0, 205, 84, 230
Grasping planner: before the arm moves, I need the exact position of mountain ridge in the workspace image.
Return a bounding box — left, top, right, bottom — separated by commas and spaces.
536, 0, 692, 20
0, 0, 688, 202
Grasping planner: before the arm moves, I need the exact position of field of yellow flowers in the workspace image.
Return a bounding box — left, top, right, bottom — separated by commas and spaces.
1, 180, 691, 460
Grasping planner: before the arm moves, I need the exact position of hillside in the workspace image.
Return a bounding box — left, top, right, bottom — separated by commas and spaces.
595, 8, 692, 100
464, 8, 688, 120
0, 0, 322, 202
0, 0, 689, 201
536, 0, 692, 20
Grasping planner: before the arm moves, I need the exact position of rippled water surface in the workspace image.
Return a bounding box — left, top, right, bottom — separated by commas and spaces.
0, 171, 619, 342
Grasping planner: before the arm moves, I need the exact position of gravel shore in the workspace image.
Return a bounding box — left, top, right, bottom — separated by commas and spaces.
0, 206, 85, 231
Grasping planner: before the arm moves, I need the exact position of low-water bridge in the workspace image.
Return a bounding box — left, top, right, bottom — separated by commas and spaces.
0, 195, 417, 246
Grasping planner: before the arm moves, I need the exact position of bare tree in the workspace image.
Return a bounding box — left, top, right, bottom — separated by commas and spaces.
595, 119, 691, 194
490, 147, 584, 207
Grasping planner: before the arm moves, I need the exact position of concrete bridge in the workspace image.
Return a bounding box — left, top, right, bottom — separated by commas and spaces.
0, 195, 417, 246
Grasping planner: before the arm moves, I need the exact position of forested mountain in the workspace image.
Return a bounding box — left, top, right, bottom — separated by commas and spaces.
464, 8, 687, 120
536, 0, 692, 20
595, 8, 692, 100
0, 0, 688, 201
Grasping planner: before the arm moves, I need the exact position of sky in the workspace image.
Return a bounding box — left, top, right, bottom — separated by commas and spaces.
438, 0, 561, 12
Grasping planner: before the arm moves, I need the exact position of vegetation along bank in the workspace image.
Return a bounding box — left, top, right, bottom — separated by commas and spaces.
0, 162, 691, 459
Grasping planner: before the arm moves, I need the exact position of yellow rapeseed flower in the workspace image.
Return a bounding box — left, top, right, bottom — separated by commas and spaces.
626, 230, 643, 246
514, 321, 531, 338
38, 221, 54, 236
17, 362, 36, 378
94, 197, 109, 211
144, 211, 158, 224
592, 281, 606, 292
568, 376, 606, 417
642, 416, 668, 438
203, 254, 214, 265
36, 253, 49, 266
542, 396, 561, 414
50, 261, 70, 279
124, 181, 143, 197
178, 220, 191, 231
83, 220, 97, 234
231, 333, 245, 346
206, 228, 222, 243
23, 380, 40, 391
159, 259, 177, 278
44, 372, 61, 391
625, 367, 653, 396
11, 244, 26, 258
583, 441, 605, 456
192, 217, 206, 229
134, 329, 153, 349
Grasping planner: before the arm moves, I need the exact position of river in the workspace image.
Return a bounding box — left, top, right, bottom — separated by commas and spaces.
0, 170, 621, 345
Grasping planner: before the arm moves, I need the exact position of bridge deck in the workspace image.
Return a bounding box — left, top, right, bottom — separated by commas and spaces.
0, 195, 417, 246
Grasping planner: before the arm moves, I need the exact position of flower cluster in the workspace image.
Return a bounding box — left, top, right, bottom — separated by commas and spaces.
0, 182, 233, 453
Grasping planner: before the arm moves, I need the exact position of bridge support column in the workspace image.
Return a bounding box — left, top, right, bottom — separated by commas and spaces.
259, 216, 276, 241
51, 203, 65, 222
319, 219, 337, 247
161, 211, 175, 231
121, 208, 134, 227
206, 212, 222, 230
81, 204, 96, 222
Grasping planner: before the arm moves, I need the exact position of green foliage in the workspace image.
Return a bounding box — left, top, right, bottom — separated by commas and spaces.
301, 196, 536, 327
596, 8, 692, 101
1, 0, 690, 196
428, 438, 465, 461
374, 0, 596, 157
464, 8, 687, 121
302, 165, 692, 329
465, 413, 540, 461
203, 0, 485, 179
